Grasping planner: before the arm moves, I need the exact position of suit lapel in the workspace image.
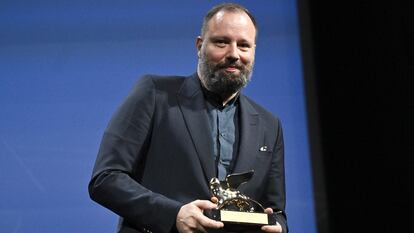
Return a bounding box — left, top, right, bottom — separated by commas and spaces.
233, 95, 261, 173
177, 75, 216, 184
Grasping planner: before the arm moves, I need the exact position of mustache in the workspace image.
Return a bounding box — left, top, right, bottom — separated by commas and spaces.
215, 61, 245, 70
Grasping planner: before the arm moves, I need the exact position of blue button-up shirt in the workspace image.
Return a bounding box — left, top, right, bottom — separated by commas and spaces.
202, 87, 239, 181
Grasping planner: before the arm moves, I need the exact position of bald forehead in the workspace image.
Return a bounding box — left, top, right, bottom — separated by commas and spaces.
214, 11, 252, 27
204, 10, 257, 36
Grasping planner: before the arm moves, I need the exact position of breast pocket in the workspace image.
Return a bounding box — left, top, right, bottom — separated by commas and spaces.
256, 145, 273, 158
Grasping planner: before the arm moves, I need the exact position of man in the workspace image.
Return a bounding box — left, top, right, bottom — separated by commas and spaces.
89, 3, 287, 233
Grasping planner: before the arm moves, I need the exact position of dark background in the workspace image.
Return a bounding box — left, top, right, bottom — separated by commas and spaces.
299, 1, 413, 233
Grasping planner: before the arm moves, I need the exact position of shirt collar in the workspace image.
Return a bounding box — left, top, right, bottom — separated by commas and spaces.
200, 83, 240, 110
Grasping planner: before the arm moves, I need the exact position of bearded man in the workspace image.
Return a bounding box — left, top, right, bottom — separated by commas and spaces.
89, 3, 288, 233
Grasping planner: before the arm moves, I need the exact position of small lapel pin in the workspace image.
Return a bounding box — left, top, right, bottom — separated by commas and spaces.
259, 146, 268, 152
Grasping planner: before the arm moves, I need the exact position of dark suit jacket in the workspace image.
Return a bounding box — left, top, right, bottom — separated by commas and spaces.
89, 74, 287, 233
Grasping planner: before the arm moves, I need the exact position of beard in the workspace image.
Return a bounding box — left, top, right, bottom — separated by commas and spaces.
198, 52, 253, 100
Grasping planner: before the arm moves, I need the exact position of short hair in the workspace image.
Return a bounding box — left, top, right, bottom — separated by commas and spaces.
201, 3, 258, 38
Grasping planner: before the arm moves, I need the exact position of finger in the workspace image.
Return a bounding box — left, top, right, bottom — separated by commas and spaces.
193, 200, 218, 210
210, 196, 218, 204
198, 218, 224, 229
261, 222, 282, 233
195, 212, 224, 229
264, 208, 274, 214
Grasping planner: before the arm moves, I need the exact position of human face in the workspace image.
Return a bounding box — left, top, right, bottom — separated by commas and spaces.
197, 11, 256, 99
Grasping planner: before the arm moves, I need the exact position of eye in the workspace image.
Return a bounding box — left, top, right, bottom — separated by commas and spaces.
238, 43, 251, 50
215, 40, 227, 48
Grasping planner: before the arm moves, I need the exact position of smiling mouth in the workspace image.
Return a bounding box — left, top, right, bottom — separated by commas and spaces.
224, 66, 239, 72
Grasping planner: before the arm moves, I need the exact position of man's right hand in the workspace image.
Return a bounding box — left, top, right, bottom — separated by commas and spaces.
176, 200, 224, 233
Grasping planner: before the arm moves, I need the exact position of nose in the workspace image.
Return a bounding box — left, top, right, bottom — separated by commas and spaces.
226, 43, 240, 62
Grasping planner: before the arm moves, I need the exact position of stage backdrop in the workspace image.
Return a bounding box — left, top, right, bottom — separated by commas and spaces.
0, 1, 316, 232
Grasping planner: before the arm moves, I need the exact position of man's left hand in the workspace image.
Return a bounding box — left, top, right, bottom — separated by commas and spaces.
260, 208, 282, 233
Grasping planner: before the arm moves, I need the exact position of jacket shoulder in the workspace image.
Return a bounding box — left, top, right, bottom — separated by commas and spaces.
242, 95, 281, 122
138, 74, 188, 92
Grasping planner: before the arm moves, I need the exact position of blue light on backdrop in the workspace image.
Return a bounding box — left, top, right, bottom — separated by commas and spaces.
0, 1, 316, 232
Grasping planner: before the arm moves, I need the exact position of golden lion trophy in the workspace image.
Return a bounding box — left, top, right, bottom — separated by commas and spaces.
204, 170, 280, 231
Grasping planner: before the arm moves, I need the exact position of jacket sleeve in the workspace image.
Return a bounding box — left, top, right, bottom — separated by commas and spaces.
263, 118, 288, 233
88, 76, 182, 233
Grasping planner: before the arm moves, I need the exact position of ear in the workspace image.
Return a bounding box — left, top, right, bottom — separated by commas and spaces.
196, 36, 203, 57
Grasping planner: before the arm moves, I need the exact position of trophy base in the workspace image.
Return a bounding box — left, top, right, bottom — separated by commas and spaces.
204, 209, 276, 232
